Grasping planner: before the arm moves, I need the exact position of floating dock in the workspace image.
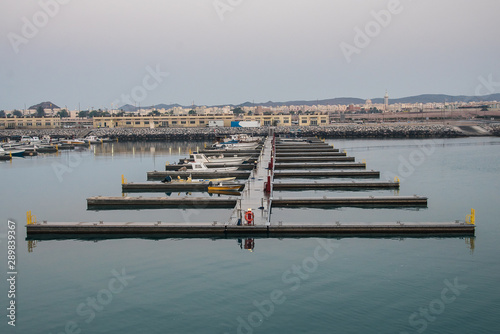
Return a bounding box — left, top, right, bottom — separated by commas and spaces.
147, 170, 251, 180
122, 182, 245, 192
87, 196, 238, 209
271, 196, 427, 207
273, 181, 400, 190
275, 156, 355, 162
274, 170, 380, 178
199, 149, 261, 155
276, 151, 342, 156
164, 163, 254, 171
26, 221, 474, 236
275, 147, 338, 152
274, 162, 366, 169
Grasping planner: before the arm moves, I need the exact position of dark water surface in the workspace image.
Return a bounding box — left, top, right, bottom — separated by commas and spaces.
1, 137, 499, 333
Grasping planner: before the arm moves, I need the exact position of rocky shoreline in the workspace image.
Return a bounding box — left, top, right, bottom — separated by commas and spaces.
1, 124, 497, 141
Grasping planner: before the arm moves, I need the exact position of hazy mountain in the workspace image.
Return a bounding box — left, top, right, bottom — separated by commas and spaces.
114, 93, 500, 110
371, 93, 500, 104
118, 103, 184, 112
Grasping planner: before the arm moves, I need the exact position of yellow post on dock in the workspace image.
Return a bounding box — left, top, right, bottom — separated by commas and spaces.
26, 211, 37, 225
121, 174, 127, 184
465, 208, 475, 225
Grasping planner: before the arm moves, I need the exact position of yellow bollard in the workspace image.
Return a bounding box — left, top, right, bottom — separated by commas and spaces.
362, 159, 366, 164
121, 174, 127, 184
465, 208, 475, 225
394, 176, 400, 183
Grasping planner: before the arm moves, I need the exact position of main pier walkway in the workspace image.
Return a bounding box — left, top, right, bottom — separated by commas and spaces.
228, 135, 273, 226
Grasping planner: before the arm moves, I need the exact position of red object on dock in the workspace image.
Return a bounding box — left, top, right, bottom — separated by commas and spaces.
264, 175, 271, 193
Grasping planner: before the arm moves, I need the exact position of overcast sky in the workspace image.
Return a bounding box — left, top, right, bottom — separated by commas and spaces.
1, 0, 499, 110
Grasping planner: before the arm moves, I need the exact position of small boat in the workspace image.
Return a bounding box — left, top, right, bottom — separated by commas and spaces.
186, 161, 238, 172
190, 153, 250, 166
84, 136, 103, 144
211, 141, 260, 150
30, 136, 41, 144
20, 135, 32, 143
208, 184, 244, 192
60, 139, 86, 145
34, 145, 58, 153
208, 189, 241, 196
222, 134, 260, 143
161, 175, 236, 183
0, 147, 25, 157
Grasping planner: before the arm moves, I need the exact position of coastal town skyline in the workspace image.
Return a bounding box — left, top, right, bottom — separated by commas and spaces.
2, 90, 500, 115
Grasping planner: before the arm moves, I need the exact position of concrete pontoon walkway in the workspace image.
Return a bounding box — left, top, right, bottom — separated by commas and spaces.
228, 136, 273, 226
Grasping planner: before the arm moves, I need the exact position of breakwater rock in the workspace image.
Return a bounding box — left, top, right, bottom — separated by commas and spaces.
490, 124, 500, 136
1, 124, 469, 141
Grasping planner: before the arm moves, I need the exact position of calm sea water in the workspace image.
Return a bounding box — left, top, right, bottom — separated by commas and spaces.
1, 137, 499, 334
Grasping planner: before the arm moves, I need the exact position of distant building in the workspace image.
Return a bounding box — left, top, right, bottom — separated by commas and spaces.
384, 91, 389, 111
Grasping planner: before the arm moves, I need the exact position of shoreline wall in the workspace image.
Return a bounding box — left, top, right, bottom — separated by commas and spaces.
1, 124, 497, 141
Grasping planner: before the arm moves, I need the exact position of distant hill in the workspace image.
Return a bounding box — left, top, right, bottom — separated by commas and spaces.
117, 93, 500, 110
29, 101, 60, 110
118, 103, 184, 112
371, 93, 500, 104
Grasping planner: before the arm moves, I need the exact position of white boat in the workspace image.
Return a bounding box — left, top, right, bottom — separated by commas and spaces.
0, 147, 25, 157
60, 139, 86, 145
187, 161, 238, 172
211, 142, 259, 150
84, 136, 103, 144
161, 175, 236, 183
191, 153, 250, 166
223, 134, 260, 143
20, 135, 32, 143
30, 136, 41, 144
41, 135, 52, 144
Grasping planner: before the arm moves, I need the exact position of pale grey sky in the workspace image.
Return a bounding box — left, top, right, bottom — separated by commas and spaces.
1, 0, 499, 110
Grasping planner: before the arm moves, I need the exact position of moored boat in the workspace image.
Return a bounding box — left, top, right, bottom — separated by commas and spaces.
60, 139, 86, 145
207, 184, 244, 191
0, 147, 25, 157
187, 161, 238, 172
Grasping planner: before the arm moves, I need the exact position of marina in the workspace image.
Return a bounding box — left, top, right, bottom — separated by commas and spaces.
25, 134, 475, 236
